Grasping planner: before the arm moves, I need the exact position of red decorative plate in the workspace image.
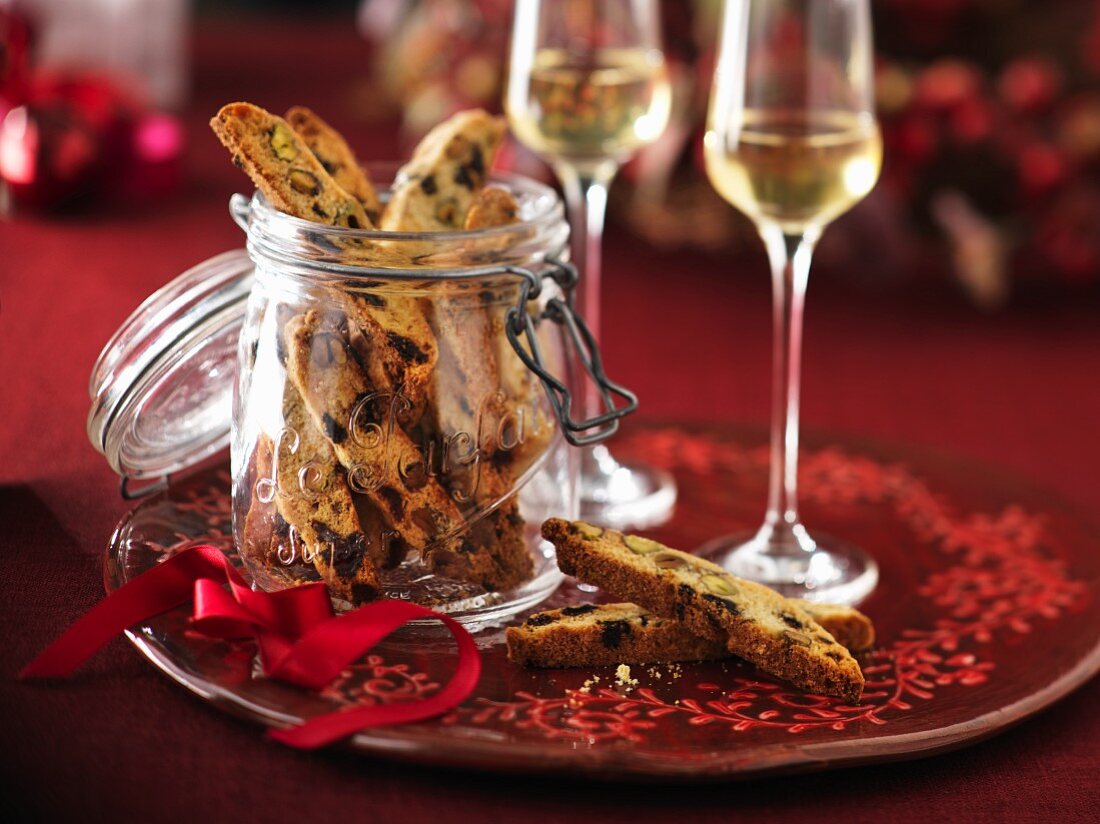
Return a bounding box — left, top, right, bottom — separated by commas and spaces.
106, 426, 1099, 779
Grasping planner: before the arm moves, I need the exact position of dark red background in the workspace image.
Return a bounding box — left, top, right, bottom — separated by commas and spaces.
1, 17, 1097, 823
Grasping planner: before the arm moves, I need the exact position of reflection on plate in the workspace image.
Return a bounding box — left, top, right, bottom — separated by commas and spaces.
106, 426, 1100, 780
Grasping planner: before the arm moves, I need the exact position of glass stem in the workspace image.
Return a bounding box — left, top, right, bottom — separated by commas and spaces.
760, 223, 819, 554
556, 160, 617, 420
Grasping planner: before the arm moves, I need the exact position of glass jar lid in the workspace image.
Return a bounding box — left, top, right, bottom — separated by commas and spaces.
87, 249, 253, 495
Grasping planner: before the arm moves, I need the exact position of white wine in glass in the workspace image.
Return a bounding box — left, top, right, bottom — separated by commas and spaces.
706, 109, 881, 232
700, 0, 883, 603
506, 0, 677, 530
510, 46, 672, 166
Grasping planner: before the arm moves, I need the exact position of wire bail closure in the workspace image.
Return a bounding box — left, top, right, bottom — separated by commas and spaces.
504, 257, 638, 446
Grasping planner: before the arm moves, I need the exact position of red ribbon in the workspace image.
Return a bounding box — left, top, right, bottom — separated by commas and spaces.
19, 545, 481, 750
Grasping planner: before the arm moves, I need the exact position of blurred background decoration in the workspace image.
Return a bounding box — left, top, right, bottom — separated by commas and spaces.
356, 0, 1100, 308
0, 0, 186, 212
3, 0, 1100, 307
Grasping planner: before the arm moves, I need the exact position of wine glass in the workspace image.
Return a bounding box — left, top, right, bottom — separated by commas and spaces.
699, 0, 882, 603
506, 0, 678, 530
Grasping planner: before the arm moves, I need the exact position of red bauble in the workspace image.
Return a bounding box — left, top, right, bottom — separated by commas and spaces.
0, 102, 101, 207
0, 72, 141, 209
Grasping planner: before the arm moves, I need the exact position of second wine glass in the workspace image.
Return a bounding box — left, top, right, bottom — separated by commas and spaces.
700, 0, 883, 603
506, 0, 677, 529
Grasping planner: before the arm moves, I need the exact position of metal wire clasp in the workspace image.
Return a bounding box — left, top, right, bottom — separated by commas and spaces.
504, 257, 638, 446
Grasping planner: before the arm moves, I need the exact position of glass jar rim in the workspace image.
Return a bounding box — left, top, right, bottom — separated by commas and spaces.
239, 165, 570, 280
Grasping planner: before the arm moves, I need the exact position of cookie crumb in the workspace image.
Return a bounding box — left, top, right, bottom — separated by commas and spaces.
615, 663, 639, 690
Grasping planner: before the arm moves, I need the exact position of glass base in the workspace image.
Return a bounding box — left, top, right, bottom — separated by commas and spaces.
696, 525, 878, 605
579, 444, 677, 530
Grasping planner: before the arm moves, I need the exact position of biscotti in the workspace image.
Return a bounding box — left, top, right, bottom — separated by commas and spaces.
392, 113, 511, 457
286, 105, 382, 224
211, 102, 370, 229
211, 102, 419, 601
464, 186, 520, 230
273, 392, 383, 600
428, 503, 534, 592
240, 435, 319, 587
506, 600, 875, 668
241, 412, 382, 603
283, 309, 465, 556
383, 110, 534, 591
790, 599, 875, 652
462, 185, 554, 478
542, 519, 866, 702
284, 306, 531, 591
212, 101, 440, 427
381, 109, 507, 231
507, 603, 726, 668
283, 104, 440, 425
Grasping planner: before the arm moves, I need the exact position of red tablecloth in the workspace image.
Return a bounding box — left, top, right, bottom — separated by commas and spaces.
2, 15, 1097, 823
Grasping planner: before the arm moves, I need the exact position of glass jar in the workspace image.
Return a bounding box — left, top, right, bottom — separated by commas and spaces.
88, 169, 635, 625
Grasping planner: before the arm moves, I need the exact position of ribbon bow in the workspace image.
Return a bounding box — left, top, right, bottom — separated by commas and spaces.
20, 545, 480, 750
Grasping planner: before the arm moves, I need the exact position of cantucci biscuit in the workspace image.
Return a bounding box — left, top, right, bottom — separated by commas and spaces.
381, 109, 507, 231
211, 102, 369, 228
212, 101, 439, 427
286, 105, 382, 223
542, 519, 866, 702
283, 309, 464, 558
241, 410, 382, 604
384, 111, 533, 591
463, 186, 520, 229
506, 600, 874, 668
